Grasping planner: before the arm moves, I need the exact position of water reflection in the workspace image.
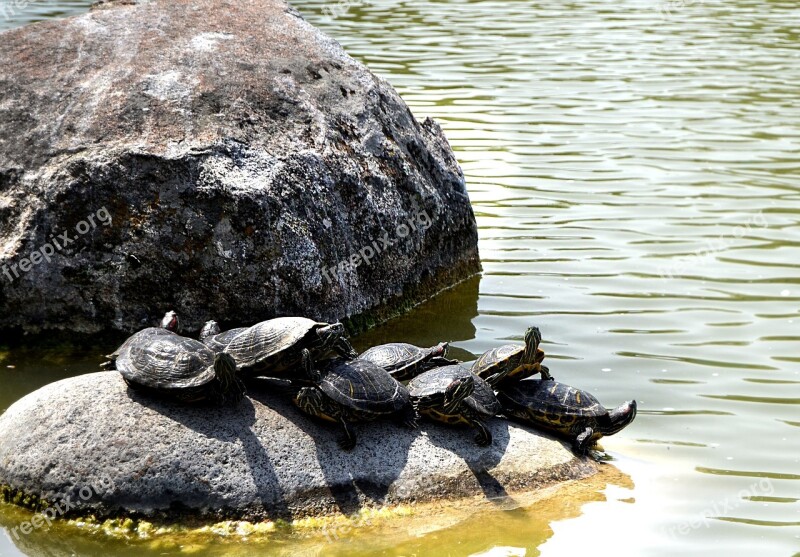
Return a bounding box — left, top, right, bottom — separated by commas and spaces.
0, 464, 634, 557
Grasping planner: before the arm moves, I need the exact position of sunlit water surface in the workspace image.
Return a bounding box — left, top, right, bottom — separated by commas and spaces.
1, 0, 799, 555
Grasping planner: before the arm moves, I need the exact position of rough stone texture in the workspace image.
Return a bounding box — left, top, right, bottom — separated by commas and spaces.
0, 373, 596, 521
0, 0, 480, 337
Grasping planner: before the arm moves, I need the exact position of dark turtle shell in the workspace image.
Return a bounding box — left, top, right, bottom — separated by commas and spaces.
116, 334, 218, 389
106, 327, 175, 361
319, 358, 410, 415
360, 343, 427, 371
408, 365, 500, 416
224, 317, 324, 371
203, 327, 248, 353
359, 342, 454, 380
498, 379, 605, 420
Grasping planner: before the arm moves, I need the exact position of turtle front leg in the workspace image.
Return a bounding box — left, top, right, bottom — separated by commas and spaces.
300, 348, 319, 383
230, 377, 247, 404
214, 378, 247, 407
399, 405, 419, 430
462, 407, 492, 447
539, 364, 554, 381
484, 369, 512, 389
337, 417, 357, 451
573, 427, 594, 455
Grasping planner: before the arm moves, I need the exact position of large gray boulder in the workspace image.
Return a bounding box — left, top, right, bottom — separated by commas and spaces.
0, 372, 596, 521
0, 0, 480, 337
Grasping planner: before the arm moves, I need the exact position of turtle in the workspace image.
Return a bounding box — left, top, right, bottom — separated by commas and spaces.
200, 320, 248, 353
100, 310, 179, 369
224, 317, 358, 380
293, 353, 418, 450
407, 365, 502, 446
496, 373, 637, 455
470, 326, 552, 384
359, 342, 459, 381
115, 332, 246, 406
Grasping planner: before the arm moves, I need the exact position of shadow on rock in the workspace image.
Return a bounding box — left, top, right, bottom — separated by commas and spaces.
423, 417, 515, 504
245, 378, 418, 516
127, 387, 291, 519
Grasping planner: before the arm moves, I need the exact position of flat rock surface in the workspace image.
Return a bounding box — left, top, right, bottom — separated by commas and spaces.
0, 372, 597, 521
0, 0, 480, 336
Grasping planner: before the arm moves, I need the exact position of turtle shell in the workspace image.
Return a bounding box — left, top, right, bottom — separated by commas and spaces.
319, 358, 410, 415
471, 343, 545, 381
116, 334, 217, 390
408, 365, 500, 416
360, 343, 426, 373
498, 379, 606, 419
472, 344, 522, 373
203, 327, 248, 353
107, 327, 176, 360
224, 317, 324, 370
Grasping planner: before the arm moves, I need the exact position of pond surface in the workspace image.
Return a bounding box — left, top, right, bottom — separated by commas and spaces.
1, 0, 799, 555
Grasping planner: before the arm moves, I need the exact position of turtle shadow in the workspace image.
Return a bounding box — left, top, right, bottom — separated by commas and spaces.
422, 416, 517, 505
245, 377, 419, 516
127, 387, 292, 519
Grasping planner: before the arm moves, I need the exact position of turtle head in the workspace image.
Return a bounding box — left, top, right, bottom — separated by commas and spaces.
318, 322, 358, 359
161, 311, 179, 332
294, 387, 325, 417
200, 320, 221, 342
318, 322, 345, 347
213, 353, 243, 405
523, 326, 542, 363
443, 375, 475, 414
605, 400, 637, 435
432, 342, 450, 358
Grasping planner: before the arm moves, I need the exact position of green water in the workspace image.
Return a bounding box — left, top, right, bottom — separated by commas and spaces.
1, 0, 799, 555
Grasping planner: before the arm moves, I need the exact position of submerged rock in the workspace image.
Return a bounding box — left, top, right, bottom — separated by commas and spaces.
0, 373, 596, 521
0, 0, 480, 337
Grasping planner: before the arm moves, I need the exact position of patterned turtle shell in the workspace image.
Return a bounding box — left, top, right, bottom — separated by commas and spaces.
224, 317, 326, 370
318, 358, 411, 416
470, 327, 547, 382
203, 327, 248, 353
116, 334, 218, 390
498, 379, 606, 424
359, 342, 455, 380
108, 327, 175, 362
408, 365, 500, 416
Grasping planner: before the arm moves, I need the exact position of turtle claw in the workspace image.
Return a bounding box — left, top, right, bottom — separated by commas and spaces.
338, 435, 357, 451
475, 431, 492, 447
471, 419, 493, 447
337, 418, 357, 451
573, 427, 594, 455
401, 407, 420, 430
